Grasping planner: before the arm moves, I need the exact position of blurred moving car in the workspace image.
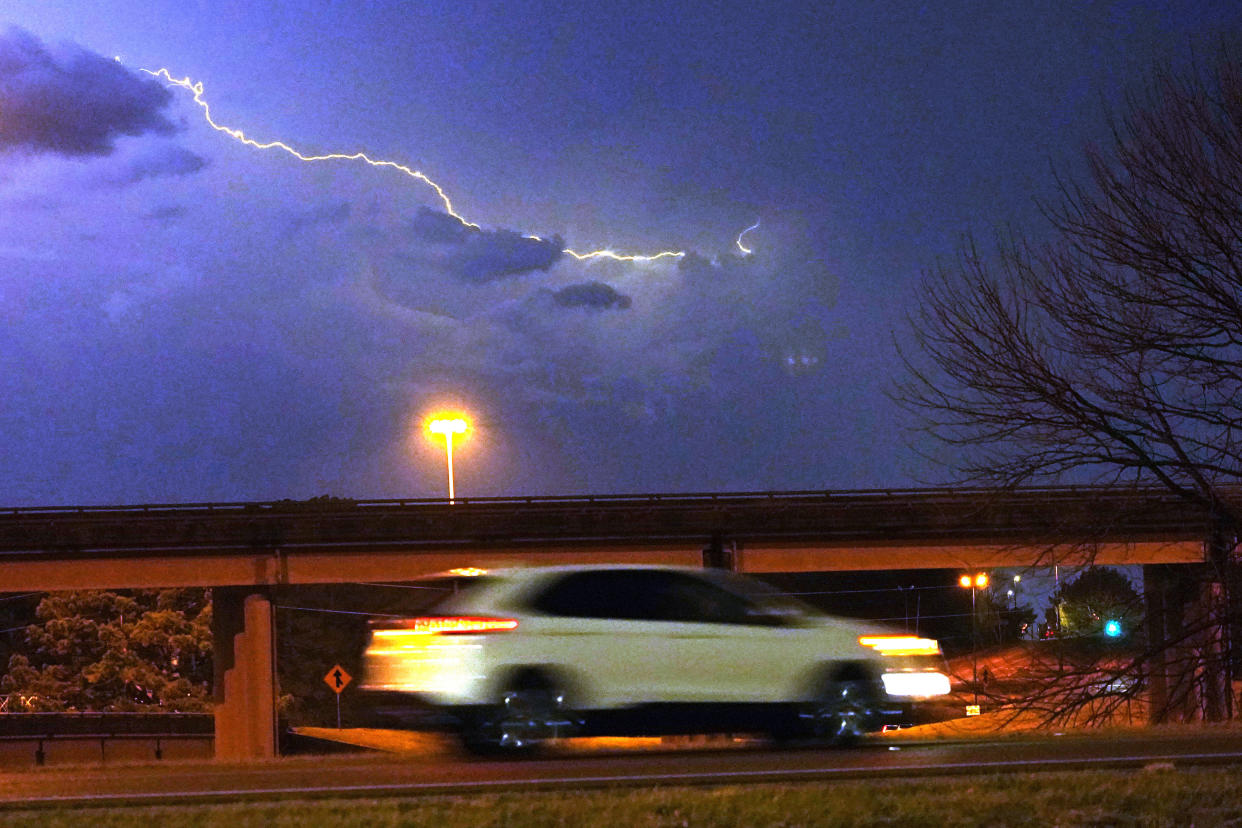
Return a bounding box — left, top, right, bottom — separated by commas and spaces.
360, 565, 950, 752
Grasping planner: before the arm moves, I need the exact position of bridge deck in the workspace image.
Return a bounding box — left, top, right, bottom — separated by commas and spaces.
0, 486, 1214, 589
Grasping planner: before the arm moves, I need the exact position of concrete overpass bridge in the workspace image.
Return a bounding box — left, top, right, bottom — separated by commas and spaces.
0, 486, 1226, 759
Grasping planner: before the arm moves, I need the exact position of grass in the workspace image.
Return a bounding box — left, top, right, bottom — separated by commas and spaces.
4, 767, 1242, 827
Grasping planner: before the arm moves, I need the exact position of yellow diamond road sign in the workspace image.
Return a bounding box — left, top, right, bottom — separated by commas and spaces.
324, 665, 352, 694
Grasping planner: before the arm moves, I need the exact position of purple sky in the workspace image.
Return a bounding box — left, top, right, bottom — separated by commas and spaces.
2, 2, 1240, 505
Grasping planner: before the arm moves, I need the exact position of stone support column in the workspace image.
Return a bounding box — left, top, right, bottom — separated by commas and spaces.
212, 588, 277, 760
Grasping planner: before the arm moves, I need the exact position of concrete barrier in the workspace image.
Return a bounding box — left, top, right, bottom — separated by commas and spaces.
0, 713, 214, 768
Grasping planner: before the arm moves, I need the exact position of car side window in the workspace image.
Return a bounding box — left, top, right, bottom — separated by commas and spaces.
647, 572, 753, 625
528, 571, 642, 619
529, 569, 759, 625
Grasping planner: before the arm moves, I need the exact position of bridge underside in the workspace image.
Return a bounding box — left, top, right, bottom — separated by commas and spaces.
2, 538, 1202, 592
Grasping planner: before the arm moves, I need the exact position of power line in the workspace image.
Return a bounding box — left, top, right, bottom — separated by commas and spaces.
779, 583, 963, 597
871, 611, 977, 622
274, 604, 406, 618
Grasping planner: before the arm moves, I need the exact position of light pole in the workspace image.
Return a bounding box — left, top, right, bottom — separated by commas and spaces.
959, 572, 989, 707
427, 416, 469, 502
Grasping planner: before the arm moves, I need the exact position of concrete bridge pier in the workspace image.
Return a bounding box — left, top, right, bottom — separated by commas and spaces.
1144, 563, 1198, 722
1144, 545, 1238, 723
211, 587, 278, 760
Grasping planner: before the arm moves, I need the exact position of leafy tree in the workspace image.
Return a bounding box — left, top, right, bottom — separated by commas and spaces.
1051, 567, 1143, 640
956, 586, 1036, 652
0, 589, 212, 712
990, 598, 1037, 647
899, 50, 1242, 720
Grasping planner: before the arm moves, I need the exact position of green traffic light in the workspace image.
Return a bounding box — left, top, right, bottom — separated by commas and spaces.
1103, 619, 1122, 638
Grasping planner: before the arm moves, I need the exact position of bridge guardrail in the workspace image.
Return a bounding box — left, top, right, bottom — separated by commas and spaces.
2, 482, 1219, 516
0, 711, 214, 766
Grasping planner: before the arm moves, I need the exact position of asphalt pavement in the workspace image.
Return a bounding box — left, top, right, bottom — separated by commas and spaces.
4, 730, 1242, 808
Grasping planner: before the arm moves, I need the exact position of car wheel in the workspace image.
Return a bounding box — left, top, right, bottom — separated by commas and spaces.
461, 676, 578, 755
804, 678, 882, 746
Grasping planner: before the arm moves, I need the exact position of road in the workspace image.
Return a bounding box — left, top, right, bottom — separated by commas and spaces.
3, 732, 1242, 808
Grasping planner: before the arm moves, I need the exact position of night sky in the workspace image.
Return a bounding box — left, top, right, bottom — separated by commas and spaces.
3, 2, 1240, 506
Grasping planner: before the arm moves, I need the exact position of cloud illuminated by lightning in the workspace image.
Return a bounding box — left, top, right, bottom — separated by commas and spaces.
139, 68, 743, 263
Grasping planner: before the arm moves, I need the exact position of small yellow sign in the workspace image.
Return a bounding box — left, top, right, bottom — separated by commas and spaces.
965, 704, 981, 717
324, 664, 352, 694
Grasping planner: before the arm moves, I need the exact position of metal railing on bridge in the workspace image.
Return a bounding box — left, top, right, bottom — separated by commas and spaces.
0, 485, 1220, 559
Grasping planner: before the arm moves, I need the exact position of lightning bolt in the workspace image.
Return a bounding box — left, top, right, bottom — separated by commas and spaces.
141, 68, 479, 230
562, 247, 684, 262
141, 68, 741, 263
736, 219, 760, 256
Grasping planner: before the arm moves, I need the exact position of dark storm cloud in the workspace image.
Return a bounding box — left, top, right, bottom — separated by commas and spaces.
0, 27, 176, 156
408, 208, 470, 244
105, 144, 208, 186
552, 281, 632, 310
407, 207, 563, 282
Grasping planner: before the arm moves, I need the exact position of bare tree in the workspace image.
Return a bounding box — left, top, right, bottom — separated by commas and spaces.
899, 51, 1242, 721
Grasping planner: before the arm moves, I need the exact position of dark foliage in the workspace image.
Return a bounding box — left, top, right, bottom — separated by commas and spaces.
1, 589, 211, 711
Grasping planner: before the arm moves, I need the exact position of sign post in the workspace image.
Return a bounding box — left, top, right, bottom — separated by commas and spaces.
323, 665, 352, 729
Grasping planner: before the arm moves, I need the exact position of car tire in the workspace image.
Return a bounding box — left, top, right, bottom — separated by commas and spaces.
803, 675, 883, 746
460, 673, 578, 756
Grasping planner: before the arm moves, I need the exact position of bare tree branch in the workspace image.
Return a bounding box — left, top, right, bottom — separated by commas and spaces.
897, 50, 1242, 722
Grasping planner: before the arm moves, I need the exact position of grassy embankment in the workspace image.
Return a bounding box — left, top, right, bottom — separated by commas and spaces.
3, 767, 1242, 827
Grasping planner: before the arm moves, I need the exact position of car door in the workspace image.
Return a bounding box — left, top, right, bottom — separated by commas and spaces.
524, 569, 687, 707
641, 571, 811, 703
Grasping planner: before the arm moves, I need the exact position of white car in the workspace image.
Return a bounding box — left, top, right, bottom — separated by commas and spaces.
361, 564, 950, 752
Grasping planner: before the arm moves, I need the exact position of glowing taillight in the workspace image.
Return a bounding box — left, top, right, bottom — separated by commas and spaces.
372, 616, 519, 640
858, 635, 942, 656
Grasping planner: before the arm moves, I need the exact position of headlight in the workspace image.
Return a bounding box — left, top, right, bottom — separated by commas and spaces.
881, 671, 952, 698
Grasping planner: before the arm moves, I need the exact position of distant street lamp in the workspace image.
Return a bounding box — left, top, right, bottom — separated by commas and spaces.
959, 572, 989, 707
427, 416, 469, 502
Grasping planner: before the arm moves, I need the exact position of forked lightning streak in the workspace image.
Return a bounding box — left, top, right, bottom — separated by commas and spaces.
141, 68, 759, 262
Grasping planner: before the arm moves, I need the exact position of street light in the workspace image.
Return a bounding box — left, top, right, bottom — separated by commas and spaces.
959, 572, 989, 707
427, 416, 469, 502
